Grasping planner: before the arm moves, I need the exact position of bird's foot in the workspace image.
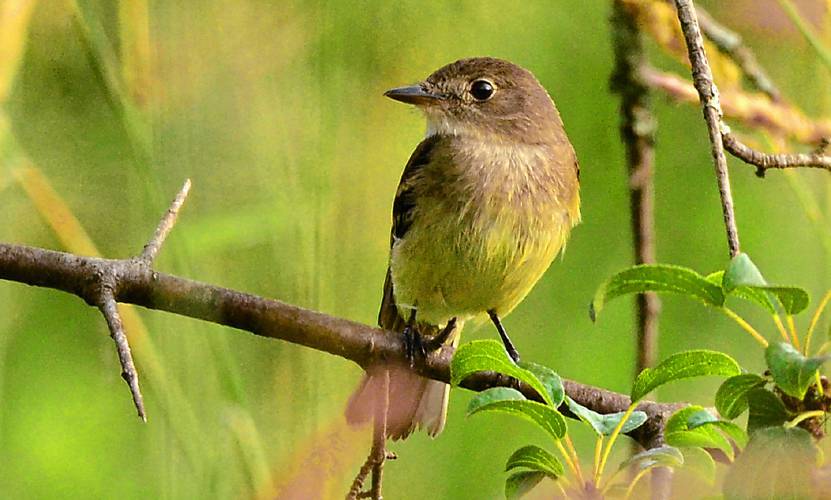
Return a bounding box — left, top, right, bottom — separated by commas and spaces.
402, 325, 426, 368
424, 317, 457, 352
505, 345, 521, 364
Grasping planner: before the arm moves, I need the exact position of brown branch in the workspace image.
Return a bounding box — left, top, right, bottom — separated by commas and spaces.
694, 4, 782, 102
723, 133, 831, 176
673, 0, 741, 259
0, 240, 683, 448
611, 3, 668, 497
611, 0, 661, 377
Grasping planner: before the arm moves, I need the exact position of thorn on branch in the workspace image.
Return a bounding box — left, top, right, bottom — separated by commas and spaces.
94, 179, 192, 422
98, 291, 146, 422
140, 179, 191, 263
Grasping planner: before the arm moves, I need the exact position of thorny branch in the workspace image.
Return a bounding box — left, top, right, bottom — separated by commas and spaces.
90, 178, 191, 421
0, 187, 683, 451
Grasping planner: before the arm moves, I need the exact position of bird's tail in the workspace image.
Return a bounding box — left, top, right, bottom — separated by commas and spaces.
345, 325, 462, 440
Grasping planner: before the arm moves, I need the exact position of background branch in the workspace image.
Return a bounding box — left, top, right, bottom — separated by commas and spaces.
642, 67, 831, 144
0, 241, 682, 449
611, 0, 661, 381
694, 4, 782, 101
611, 3, 667, 497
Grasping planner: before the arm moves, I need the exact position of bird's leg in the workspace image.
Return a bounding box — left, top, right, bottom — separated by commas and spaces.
424, 317, 457, 352
488, 310, 521, 363
402, 309, 425, 367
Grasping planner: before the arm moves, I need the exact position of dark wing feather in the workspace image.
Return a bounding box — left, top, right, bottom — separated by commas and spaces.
378, 135, 441, 330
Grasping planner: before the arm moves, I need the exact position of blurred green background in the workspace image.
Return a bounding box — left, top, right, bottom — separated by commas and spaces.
0, 0, 829, 498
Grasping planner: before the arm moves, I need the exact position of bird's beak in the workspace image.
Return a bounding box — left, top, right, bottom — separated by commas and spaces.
384, 85, 442, 105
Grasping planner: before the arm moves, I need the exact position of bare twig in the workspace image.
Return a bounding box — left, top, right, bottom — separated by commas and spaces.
673, 0, 741, 258
98, 290, 146, 421
0, 241, 683, 447
347, 369, 390, 500
369, 370, 389, 499
140, 178, 191, 263
694, 5, 782, 101
723, 133, 831, 176
346, 453, 373, 499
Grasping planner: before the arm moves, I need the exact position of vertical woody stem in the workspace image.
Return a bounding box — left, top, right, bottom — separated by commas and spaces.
611, 0, 661, 376
674, 0, 741, 258
611, 2, 668, 499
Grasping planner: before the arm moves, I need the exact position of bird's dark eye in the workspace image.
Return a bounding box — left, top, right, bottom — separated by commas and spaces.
470, 80, 495, 101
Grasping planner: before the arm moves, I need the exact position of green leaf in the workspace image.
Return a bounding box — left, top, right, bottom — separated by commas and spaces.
681, 447, 717, 485
687, 411, 749, 448
451, 340, 553, 406
722, 254, 810, 314
665, 407, 735, 460
746, 388, 792, 434
590, 264, 724, 321
722, 253, 767, 291
715, 374, 767, 420
505, 445, 563, 479
631, 350, 741, 402
467, 388, 566, 440
724, 427, 820, 500
519, 362, 565, 407
766, 342, 829, 399
765, 287, 811, 315
505, 471, 545, 499
564, 396, 647, 436
711, 269, 779, 314
618, 445, 684, 472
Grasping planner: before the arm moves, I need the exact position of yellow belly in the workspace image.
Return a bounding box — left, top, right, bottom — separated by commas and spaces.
390, 200, 574, 326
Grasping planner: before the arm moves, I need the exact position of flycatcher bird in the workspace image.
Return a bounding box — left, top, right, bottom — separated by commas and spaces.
346, 57, 580, 439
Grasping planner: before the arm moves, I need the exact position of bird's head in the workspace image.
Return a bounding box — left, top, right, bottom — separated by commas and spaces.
384, 57, 562, 144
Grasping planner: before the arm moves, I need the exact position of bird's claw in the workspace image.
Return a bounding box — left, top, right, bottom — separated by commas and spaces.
402, 325, 426, 368
424, 317, 457, 352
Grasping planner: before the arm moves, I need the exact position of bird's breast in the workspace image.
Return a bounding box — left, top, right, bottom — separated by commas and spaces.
390, 136, 579, 324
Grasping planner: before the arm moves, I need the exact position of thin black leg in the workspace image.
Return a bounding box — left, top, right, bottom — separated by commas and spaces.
488, 310, 520, 363
402, 309, 425, 367
425, 317, 457, 351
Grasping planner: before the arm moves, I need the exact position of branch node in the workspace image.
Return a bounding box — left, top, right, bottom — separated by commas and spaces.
139, 178, 191, 264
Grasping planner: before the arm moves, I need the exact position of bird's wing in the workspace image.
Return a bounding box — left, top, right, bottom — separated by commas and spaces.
378, 134, 442, 331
